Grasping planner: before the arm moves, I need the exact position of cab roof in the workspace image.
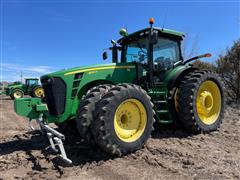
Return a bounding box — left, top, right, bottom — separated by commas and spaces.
117, 27, 185, 44
25, 78, 39, 80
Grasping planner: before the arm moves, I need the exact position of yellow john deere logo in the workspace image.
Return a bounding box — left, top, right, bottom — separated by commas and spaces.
64, 65, 135, 76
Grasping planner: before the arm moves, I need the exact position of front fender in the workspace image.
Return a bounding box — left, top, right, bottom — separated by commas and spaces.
77, 79, 114, 99
166, 66, 198, 90
6, 88, 12, 95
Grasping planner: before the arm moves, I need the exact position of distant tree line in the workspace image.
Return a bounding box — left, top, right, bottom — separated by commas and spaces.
193, 39, 240, 104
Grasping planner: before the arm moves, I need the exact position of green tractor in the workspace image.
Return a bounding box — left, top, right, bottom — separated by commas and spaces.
6, 78, 44, 99
0, 81, 21, 95
14, 18, 224, 163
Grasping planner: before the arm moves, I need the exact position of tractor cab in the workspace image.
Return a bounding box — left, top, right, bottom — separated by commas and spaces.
119, 28, 183, 85
25, 78, 39, 87
105, 18, 185, 87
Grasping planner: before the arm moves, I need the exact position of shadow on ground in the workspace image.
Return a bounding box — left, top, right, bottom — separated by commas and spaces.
0, 130, 111, 168
0, 124, 192, 169
152, 122, 192, 139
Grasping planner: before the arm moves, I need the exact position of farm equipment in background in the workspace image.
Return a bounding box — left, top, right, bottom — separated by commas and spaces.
6, 78, 44, 99
14, 18, 225, 164
0, 81, 21, 95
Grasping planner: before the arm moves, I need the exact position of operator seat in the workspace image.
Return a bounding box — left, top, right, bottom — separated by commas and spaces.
153, 57, 166, 83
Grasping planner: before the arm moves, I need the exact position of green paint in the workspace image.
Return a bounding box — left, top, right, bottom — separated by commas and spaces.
6, 78, 41, 98
40, 63, 137, 123
14, 25, 196, 126
14, 98, 47, 119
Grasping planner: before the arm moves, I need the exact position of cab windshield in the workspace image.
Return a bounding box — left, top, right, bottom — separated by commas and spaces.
122, 37, 180, 67
123, 38, 148, 64
26, 79, 38, 85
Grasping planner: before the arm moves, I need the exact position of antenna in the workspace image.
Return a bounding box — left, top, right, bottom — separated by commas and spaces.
20, 71, 23, 83
162, 8, 168, 30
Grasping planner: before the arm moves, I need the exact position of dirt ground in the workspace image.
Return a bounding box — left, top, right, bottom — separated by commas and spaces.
0, 95, 239, 180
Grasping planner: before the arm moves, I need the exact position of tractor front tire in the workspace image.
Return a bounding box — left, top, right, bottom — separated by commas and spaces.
10, 89, 24, 99
178, 70, 225, 133
75, 84, 112, 144
92, 84, 155, 156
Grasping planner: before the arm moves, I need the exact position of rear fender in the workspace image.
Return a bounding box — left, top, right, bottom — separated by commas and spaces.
10, 88, 24, 96
167, 67, 198, 90
6, 88, 12, 95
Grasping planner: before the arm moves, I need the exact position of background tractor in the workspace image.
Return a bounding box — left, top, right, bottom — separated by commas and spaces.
6, 78, 44, 99
14, 18, 225, 163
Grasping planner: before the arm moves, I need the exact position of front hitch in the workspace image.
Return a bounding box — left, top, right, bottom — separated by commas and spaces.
14, 98, 48, 119
14, 98, 72, 164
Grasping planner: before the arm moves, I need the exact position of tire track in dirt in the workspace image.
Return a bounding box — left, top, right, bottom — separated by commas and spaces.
0, 96, 239, 179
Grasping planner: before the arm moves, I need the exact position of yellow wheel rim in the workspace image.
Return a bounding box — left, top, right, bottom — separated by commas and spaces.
114, 99, 147, 143
13, 91, 22, 99
196, 80, 221, 125
35, 87, 44, 97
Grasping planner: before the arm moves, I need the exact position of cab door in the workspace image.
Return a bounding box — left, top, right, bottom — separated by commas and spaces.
152, 37, 181, 84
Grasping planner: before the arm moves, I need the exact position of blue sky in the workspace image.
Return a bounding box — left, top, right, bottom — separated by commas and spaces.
1, 0, 239, 82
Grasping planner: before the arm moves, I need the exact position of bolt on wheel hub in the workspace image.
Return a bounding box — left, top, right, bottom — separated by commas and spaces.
114, 99, 147, 142
196, 81, 221, 125
35, 88, 44, 97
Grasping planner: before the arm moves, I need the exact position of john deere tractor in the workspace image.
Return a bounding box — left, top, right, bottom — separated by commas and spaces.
6, 78, 44, 99
14, 18, 224, 163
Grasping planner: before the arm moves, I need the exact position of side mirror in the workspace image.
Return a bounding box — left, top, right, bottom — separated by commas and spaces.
102, 51, 108, 60
111, 39, 117, 46
150, 31, 158, 45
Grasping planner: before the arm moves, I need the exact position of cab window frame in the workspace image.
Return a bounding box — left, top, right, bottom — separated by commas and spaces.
153, 37, 181, 64
120, 33, 183, 63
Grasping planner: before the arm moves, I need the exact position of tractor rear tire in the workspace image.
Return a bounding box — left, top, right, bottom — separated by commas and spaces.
32, 86, 44, 98
75, 84, 112, 144
91, 84, 155, 156
10, 89, 24, 99
178, 70, 225, 133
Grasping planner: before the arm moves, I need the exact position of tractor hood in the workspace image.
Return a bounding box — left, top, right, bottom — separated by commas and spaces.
7, 84, 23, 89
41, 63, 122, 78
5, 84, 24, 96
39, 62, 137, 123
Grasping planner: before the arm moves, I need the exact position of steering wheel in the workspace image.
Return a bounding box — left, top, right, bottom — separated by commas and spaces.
138, 50, 147, 62
154, 57, 173, 71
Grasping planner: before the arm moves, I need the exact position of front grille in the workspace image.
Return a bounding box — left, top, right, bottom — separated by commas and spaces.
41, 77, 66, 116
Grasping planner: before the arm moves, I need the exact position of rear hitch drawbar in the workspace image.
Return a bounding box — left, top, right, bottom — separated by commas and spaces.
30, 117, 72, 164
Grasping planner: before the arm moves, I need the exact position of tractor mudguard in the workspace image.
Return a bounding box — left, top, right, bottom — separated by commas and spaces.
167, 66, 198, 90
5, 88, 12, 96
14, 98, 48, 119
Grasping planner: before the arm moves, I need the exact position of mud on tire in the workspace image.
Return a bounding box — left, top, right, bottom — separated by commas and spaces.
75, 84, 113, 143
91, 83, 155, 156
178, 70, 225, 133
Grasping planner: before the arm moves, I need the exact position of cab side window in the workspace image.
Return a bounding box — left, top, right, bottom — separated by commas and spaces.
153, 38, 180, 70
